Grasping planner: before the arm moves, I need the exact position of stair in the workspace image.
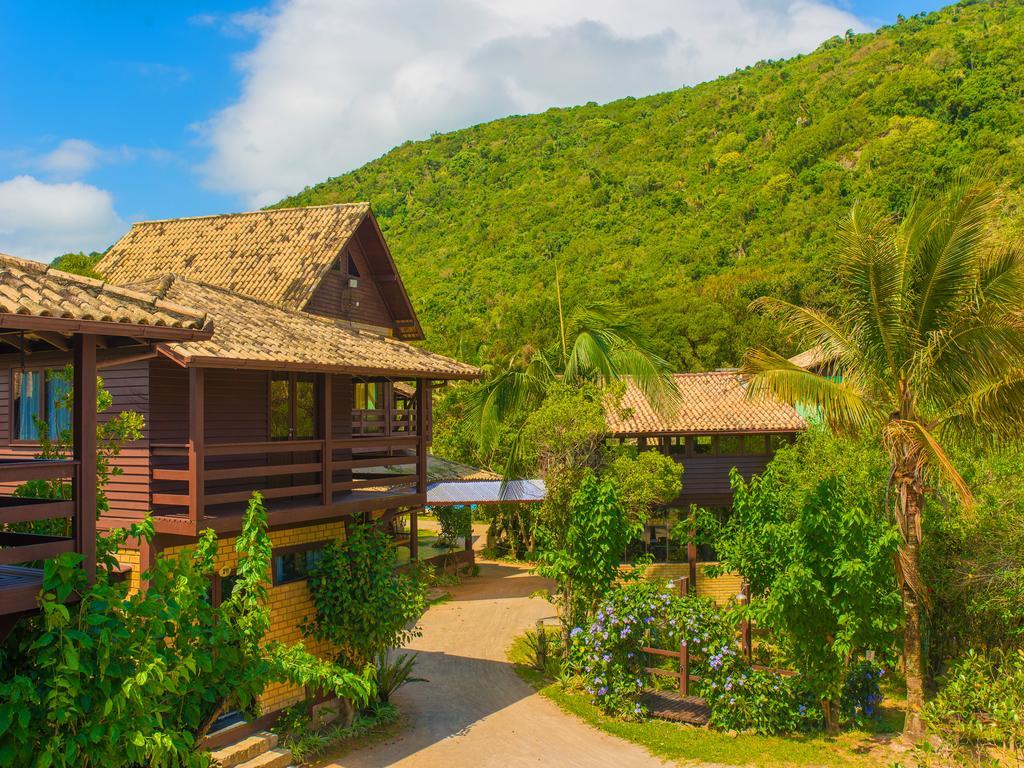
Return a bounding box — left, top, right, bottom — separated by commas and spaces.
210, 731, 293, 768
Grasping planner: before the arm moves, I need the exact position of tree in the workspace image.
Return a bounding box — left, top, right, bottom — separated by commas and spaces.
467, 267, 676, 478
304, 522, 427, 670
49, 251, 104, 279
712, 431, 902, 732
741, 176, 1024, 738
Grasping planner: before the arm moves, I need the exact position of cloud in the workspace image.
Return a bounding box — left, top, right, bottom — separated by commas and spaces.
0, 176, 124, 262
199, 0, 867, 207
38, 139, 105, 177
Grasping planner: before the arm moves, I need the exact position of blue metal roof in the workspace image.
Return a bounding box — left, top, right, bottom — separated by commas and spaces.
426, 479, 546, 506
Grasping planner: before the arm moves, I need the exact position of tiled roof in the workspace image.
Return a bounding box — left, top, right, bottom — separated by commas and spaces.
606, 372, 806, 435
0, 253, 210, 334
129, 275, 478, 379
98, 204, 371, 312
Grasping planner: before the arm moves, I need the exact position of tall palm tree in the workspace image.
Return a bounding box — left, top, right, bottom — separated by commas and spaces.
741, 177, 1024, 738
467, 266, 677, 477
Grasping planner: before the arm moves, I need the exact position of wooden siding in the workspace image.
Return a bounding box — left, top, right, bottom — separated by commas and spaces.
676, 455, 774, 507
304, 230, 393, 331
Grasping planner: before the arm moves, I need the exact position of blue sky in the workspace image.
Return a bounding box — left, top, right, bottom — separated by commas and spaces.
0, 0, 946, 261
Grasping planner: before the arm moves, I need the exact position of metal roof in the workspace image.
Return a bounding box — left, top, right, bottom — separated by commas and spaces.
426, 479, 546, 506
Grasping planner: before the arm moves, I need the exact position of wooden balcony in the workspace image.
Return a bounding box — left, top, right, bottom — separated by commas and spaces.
149, 434, 427, 536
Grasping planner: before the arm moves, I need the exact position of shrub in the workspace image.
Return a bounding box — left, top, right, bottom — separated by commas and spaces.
924, 649, 1024, 759
840, 660, 885, 727
305, 522, 428, 669
374, 651, 426, 703
705, 667, 816, 735
435, 506, 472, 549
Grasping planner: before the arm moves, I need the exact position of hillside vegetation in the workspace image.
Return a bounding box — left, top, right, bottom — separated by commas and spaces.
276, 0, 1024, 371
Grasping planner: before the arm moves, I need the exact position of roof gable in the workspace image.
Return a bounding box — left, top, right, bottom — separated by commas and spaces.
98, 204, 423, 339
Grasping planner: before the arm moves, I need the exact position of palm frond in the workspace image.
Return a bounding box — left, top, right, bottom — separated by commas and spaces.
741, 349, 877, 433
464, 357, 551, 453
940, 367, 1024, 445
885, 418, 972, 506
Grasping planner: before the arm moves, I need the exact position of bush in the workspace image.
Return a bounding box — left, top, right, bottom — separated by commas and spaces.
705, 667, 817, 735
435, 506, 472, 549
374, 651, 426, 703
925, 649, 1024, 759
840, 660, 885, 727
304, 522, 428, 669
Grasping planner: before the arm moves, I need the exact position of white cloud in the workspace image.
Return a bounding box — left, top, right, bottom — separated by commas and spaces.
0, 176, 124, 262
199, 0, 867, 206
38, 139, 105, 177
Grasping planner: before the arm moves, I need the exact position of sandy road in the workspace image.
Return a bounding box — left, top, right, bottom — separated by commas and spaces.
324, 559, 669, 768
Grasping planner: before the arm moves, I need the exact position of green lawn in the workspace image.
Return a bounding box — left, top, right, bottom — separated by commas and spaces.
508, 635, 906, 768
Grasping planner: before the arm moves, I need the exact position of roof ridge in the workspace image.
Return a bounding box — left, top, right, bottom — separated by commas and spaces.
126, 201, 371, 226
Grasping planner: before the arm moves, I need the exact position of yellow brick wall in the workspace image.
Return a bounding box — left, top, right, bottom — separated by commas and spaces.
114, 547, 142, 594
622, 562, 744, 607
160, 520, 348, 714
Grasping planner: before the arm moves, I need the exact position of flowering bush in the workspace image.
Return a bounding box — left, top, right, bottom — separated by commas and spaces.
705, 666, 818, 735
570, 580, 670, 718
840, 660, 885, 726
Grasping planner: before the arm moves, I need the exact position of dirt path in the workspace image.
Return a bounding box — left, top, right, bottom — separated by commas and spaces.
323, 559, 670, 768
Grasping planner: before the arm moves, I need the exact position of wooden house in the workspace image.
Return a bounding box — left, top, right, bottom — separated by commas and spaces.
0, 254, 211, 636
605, 372, 805, 602
0, 205, 478, 726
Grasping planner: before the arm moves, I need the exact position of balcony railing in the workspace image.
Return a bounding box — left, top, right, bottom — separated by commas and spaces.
149, 434, 427, 535
351, 407, 417, 436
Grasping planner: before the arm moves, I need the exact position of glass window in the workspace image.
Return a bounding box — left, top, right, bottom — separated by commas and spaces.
718, 435, 743, 455
354, 382, 380, 410
270, 374, 290, 439
273, 545, 325, 585
13, 369, 72, 441
295, 375, 316, 439
694, 436, 713, 455
667, 436, 686, 456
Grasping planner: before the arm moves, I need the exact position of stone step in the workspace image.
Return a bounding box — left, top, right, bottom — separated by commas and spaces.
210, 731, 279, 768
235, 747, 293, 768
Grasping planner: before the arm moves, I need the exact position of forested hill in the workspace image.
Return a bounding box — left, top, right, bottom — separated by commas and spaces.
275, 0, 1024, 372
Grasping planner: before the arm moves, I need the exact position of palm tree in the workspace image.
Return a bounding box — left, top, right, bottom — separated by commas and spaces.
467, 266, 677, 478
741, 176, 1024, 739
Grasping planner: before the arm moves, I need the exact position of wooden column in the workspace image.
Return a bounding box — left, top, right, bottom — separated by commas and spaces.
687, 506, 698, 594
322, 373, 333, 506
409, 507, 419, 562
740, 581, 752, 659
679, 640, 689, 696
188, 367, 205, 530
73, 333, 97, 581
414, 379, 430, 497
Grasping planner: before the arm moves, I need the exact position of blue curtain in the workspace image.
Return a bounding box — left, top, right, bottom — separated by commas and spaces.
46, 372, 71, 437
16, 371, 41, 441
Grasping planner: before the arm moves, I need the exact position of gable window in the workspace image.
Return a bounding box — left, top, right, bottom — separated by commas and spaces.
12, 368, 71, 442
270, 372, 319, 440
273, 542, 326, 585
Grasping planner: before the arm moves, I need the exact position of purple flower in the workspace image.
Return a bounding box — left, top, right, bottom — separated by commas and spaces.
597, 686, 608, 696
570, 627, 583, 638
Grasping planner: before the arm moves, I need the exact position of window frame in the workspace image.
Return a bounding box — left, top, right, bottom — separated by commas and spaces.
268, 372, 320, 441
10, 366, 73, 444
271, 540, 328, 586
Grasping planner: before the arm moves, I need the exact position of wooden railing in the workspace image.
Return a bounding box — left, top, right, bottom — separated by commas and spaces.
351, 408, 417, 436
0, 459, 79, 567
150, 434, 426, 531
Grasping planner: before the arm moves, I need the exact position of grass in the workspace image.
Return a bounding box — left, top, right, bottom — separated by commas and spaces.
508, 634, 906, 768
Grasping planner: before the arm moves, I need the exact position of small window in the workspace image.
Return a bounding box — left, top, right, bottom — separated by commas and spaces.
747, 435, 769, 455
694, 436, 713, 455
346, 253, 360, 278
13, 368, 71, 442
667, 436, 686, 456
273, 544, 326, 585
718, 435, 743, 455
768, 434, 791, 452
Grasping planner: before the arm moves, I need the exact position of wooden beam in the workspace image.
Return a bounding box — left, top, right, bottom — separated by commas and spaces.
322, 373, 333, 505
28, 330, 70, 351
73, 333, 97, 581
415, 379, 429, 497
188, 367, 205, 530
409, 506, 419, 562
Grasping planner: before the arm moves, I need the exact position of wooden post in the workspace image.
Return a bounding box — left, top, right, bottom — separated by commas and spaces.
414, 380, 429, 497
678, 575, 689, 597
188, 367, 205, 531
687, 531, 698, 596
72, 333, 97, 581
321, 373, 333, 506
409, 506, 419, 562
740, 581, 752, 660
679, 640, 689, 696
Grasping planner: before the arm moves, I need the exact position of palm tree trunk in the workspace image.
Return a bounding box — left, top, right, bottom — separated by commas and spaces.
897, 471, 927, 740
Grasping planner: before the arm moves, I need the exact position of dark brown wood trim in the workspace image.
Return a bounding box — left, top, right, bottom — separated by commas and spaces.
73, 333, 97, 580
0, 314, 212, 341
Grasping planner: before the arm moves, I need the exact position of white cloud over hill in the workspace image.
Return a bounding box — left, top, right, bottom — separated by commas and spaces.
200, 0, 867, 206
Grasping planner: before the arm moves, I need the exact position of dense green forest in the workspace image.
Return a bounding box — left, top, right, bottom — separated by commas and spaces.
275, 0, 1024, 371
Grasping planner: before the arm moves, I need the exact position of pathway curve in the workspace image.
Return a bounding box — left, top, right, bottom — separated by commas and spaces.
324, 559, 670, 768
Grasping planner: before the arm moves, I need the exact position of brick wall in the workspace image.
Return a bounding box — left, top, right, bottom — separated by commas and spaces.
158, 520, 348, 714
621, 562, 744, 607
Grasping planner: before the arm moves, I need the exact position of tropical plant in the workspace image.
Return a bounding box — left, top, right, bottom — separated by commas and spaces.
467, 268, 675, 478
435, 506, 472, 551
0, 494, 373, 767
373, 651, 427, 704
304, 522, 428, 669
741, 177, 1024, 737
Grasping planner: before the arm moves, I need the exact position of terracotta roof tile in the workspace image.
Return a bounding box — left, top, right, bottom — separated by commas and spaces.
0, 253, 210, 333
129, 275, 478, 379
98, 204, 371, 312
606, 372, 805, 435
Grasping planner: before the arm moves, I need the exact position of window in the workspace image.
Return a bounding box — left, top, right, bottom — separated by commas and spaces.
694, 435, 713, 455
667, 436, 686, 456
747, 435, 769, 455
718, 435, 743, 455
273, 543, 326, 585
13, 368, 71, 441
353, 381, 380, 410
270, 373, 319, 440
768, 433, 791, 452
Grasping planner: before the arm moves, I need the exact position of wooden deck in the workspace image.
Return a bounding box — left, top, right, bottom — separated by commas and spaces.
641, 691, 711, 725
